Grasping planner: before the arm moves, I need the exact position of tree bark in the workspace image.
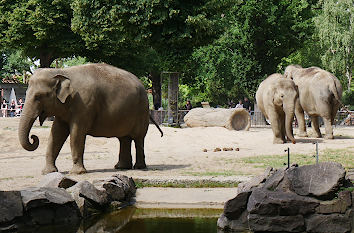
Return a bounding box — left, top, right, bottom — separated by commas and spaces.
149, 71, 161, 110
39, 51, 55, 68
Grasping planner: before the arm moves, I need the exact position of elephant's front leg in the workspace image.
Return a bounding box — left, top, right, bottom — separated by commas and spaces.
42, 119, 69, 175
269, 112, 285, 144
295, 100, 308, 137
115, 136, 133, 169
134, 137, 147, 169
69, 124, 87, 174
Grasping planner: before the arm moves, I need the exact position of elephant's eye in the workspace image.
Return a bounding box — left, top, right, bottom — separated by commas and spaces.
34, 94, 41, 101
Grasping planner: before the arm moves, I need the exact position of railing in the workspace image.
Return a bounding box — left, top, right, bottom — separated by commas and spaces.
150, 109, 354, 127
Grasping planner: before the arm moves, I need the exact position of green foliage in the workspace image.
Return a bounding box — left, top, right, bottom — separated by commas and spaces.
0, 0, 84, 67
0, 50, 32, 77
342, 89, 354, 109
314, 0, 354, 90
192, 0, 316, 105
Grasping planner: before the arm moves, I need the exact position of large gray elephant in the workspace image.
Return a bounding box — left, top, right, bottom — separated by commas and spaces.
256, 73, 298, 144
19, 63, 163, 174
284, 65, 342, 139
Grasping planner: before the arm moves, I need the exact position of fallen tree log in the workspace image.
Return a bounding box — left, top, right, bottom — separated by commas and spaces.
184, 108, 251, 131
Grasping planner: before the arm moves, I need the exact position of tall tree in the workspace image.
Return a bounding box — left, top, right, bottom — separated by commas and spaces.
192, 0, 317, 104
0, 0, 84, 67
314, 0, 353, 90
71, 0, 231, 108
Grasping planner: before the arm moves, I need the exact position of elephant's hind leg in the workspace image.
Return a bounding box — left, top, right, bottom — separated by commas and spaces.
115, 136, 133, 169
133, 137, 147, 169
42, 119, 69, 175
323, 117, 334, 139
311, 116, 322, 138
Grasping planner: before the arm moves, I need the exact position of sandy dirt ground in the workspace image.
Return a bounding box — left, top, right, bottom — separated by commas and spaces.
0, 117, 353, 191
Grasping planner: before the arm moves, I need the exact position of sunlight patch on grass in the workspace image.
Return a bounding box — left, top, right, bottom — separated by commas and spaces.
237, 148, 354, 170
184, 171, 251, 177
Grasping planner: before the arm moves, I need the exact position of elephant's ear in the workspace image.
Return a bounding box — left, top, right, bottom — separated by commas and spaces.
54, 75, 73, 103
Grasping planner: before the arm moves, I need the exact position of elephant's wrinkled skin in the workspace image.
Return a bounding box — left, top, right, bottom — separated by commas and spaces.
284, 65, 342, 139
256, 74, 298, 144
19, 63, 162, 174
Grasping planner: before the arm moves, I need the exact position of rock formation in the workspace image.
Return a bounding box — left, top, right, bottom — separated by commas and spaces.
218, 162, 354, 232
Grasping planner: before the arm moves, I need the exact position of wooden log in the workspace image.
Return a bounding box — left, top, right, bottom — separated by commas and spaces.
184, 108, 251, 131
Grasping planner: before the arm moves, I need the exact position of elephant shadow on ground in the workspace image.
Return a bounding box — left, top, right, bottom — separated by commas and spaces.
147, 164, 191, 171
333, 135, 354, 139
68, 164, 191, 174
295, 138, 323, 144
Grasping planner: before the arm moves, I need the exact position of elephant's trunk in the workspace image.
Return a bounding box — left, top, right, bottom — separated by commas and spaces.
285, 109, 296, 144
18, 102, 39, 151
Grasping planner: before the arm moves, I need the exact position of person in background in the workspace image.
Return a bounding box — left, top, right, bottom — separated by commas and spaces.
185, 100, 193, 110
243, 97, 251, 112
10, 99, 16, 117
235, 100, 243, 108
1, 99, 7, 117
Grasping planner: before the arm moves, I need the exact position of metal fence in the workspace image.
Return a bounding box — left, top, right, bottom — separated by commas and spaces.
150, 109, 354, 127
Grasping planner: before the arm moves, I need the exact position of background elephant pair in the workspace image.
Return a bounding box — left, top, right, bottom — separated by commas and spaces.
19, 63, 162, 174
256, 65, 342, 144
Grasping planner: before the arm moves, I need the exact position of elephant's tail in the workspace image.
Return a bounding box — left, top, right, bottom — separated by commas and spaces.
329, 75, 350, 113
149, 114, 164, 137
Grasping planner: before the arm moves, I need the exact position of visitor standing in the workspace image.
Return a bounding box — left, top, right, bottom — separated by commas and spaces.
1, 99, 7, 117
235, 100, 243, 109
185, 100, 193, 110
10, 99, 16, 117
243, 97, 251, 112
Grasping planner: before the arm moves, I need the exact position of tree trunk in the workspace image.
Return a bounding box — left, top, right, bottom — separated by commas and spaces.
149, 71, 161, 110
39, 51, 55, 68
346, 64, 352, 91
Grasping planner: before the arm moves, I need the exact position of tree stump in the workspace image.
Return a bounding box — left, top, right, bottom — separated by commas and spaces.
184, 108, 251, 130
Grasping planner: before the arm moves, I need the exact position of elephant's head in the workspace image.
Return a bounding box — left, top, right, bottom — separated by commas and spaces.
272, 79, 298, 144
283, 64, 302, 80
19, 69, 73, 151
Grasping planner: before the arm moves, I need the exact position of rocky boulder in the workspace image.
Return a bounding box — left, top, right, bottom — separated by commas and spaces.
0, 191, 23, 224
39, 172, 77, 189
218, 162, 353, 233
283, 162, 346, 200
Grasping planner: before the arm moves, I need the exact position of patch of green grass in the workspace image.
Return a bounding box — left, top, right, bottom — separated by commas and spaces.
184, 171, 250, 177
237, 147, 354, 170
33, 125, 50, 128
135, 181, 239, 188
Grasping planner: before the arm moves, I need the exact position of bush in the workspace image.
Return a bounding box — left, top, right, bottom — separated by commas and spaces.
342, 89, 354, 110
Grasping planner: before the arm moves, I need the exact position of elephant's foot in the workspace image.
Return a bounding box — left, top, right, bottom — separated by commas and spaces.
41, 165, 58, 175
297, 131, 308, 137
114, 162, 132, 170
324, 134, 334, 139
313, 132, 322, 138
70, 165, 87, 174
273, 138, 285, 144
134, 162, 147, 170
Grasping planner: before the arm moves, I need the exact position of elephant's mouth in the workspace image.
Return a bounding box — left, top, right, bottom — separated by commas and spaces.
39, 111, 48, 126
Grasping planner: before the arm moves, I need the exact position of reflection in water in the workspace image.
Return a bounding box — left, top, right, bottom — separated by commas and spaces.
119, 217, 218, 233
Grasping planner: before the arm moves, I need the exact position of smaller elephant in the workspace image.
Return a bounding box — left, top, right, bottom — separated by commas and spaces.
256, 73, 298, 144
284, 65, 342, 139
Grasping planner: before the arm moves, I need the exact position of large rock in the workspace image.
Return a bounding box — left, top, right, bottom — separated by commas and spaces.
223, 191, 251, 220
238, 167, 274, 193
20, 187, 81, 225
217, 211, 248, 232
67, 181, 109, 218
39, 172, 77, 189
248, 214, 305, 232
284, 162, 345, 200
316, 191, 352, 214
247, 188, 319, 216
0, 191, 23, 223
94, 174, 136, 202
305, 213, 351, 233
